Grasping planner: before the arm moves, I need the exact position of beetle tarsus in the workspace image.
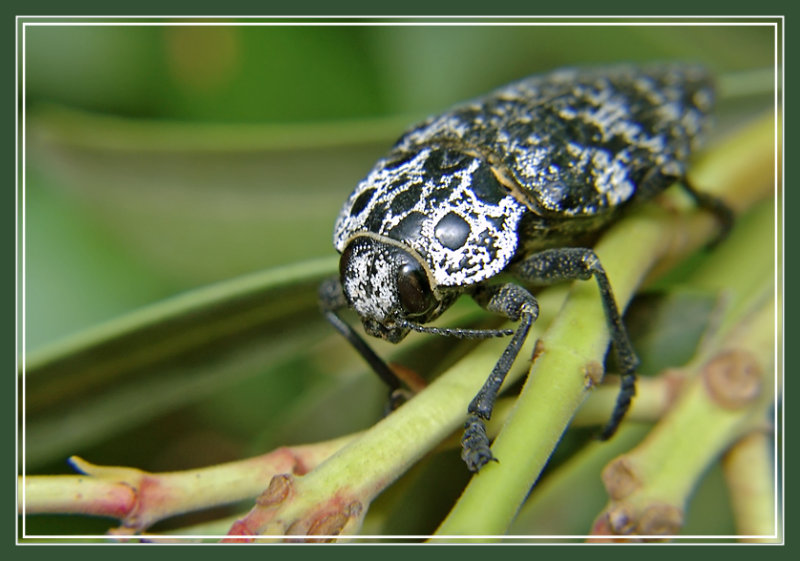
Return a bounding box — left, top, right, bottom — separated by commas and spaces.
599, 369, 637, 440
461, 414, 497, 472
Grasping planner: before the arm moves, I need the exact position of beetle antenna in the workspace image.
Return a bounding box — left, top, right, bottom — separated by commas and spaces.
393, 316, 513, 339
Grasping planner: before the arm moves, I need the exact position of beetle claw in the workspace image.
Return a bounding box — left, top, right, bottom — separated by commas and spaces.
461, 415, 498, 472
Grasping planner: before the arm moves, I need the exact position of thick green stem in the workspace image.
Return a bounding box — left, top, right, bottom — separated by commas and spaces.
595, 296, 774, 539
722, 431, 778, 542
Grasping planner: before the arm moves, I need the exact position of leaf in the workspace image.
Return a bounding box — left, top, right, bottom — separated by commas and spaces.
22, 257, 337, 467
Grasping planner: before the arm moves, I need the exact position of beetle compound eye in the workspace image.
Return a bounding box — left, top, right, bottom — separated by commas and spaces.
339, 243, 355, 280
396, 258, 435, 318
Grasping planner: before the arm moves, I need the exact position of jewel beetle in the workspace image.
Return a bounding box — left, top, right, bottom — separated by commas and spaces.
319, 64, 732, 472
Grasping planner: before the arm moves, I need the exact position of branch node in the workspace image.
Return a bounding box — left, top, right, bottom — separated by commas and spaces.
583, 360, 605, 389
256, 474, 294, 508
636, 502, 684, 538
602, 457, 641, 500
703, 349, 762, 409
605, 502, 637, 535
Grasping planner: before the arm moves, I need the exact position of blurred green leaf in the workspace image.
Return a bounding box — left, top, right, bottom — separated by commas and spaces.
25, 26, 165, 115
24, 166, 176, 350
27, 106, 405, 288
24, 107, 412, 349
625, 290, 720, 375
23, 257, 336, 467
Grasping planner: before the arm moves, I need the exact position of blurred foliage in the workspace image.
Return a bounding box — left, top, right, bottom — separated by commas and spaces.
20, 21, 777, 539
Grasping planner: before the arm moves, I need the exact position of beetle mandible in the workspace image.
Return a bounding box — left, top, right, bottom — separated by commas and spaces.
319, 64, 731, 472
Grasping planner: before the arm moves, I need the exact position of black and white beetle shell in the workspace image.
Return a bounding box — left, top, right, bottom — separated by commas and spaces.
333, 64, 713, 330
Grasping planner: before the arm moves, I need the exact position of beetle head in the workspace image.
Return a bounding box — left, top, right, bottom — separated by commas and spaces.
339, 235, 449, 343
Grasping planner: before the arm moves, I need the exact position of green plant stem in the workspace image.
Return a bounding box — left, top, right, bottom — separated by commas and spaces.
20, 435, 355, 532
647, 111, 776, 280
586, 199, 776, 539
16, 367, 689, 537
593, 295, 774, 539
20, 290, 563, 536
568, 374, 680, 428
220, 289, 565, 541
508, 423, 652, 537
722, 431, 778, 542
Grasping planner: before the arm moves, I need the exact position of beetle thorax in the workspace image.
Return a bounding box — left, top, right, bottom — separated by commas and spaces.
333, 147, 528, 289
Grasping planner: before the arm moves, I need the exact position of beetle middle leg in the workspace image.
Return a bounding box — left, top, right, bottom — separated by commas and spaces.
462, 283, 539, 472
510, 247, 640, 441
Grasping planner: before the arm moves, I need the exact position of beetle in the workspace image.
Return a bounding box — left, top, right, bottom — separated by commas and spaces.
319, 64, 731, 472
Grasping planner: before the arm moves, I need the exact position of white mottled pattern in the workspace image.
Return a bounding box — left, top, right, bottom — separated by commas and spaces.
335, 147, 527, 287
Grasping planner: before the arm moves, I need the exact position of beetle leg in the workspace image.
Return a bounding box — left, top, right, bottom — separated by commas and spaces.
318, 276, 404, 393
462, 283, 539, 471
680, 180, 735, 246
510, 248, 639, 440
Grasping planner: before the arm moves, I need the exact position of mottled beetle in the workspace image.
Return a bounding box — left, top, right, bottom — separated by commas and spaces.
319, 64, 731, 472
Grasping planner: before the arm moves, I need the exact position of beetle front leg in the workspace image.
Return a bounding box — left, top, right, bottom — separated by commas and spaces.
510, 248, 639, 440
462, 283, 539, 472
318, 276, 404, 395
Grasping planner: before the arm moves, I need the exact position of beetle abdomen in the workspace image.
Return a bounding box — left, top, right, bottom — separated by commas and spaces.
394, 64, 714, 217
